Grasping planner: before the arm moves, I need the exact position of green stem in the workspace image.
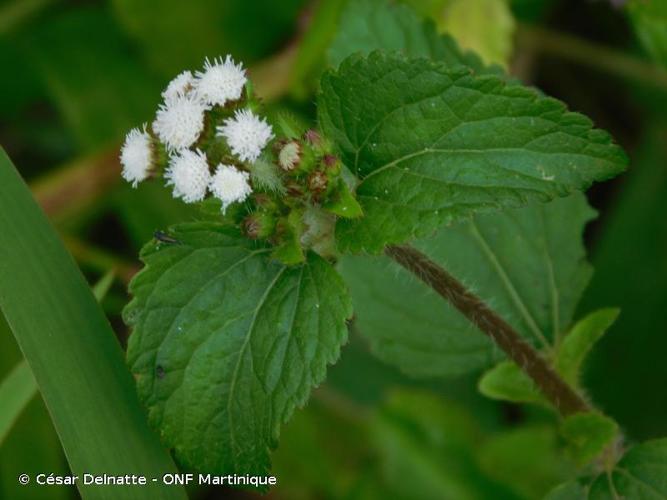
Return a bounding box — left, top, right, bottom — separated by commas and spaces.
386, 244, 591, 417
517, 23, 667, 91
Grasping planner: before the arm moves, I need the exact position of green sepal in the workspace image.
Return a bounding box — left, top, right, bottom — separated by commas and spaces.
272, 210, 306, 265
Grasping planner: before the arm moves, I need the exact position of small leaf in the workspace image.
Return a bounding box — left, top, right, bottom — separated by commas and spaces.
560, 413, 618, 467
323, 181, 364, 218
125, 222, 352, 479
319, 52, 627, 253
556, 308, 619, 386
478, 361, 542, 404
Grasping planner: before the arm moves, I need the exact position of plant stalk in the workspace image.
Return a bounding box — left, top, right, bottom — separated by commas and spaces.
385, 244, 591, 417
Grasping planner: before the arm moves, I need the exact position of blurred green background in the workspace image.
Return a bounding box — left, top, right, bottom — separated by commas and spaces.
1, 0, 666, 498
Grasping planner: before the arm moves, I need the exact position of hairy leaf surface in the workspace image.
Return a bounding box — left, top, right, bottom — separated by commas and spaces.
319, 52, 627, 253
125, 223, 352, 477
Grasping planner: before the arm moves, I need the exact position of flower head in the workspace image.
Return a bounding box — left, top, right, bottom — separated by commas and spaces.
278, 141, 301, 171
165, 149, 211, 203
120, 126, 153, 187
217, 109, 274, 163
194, 56, 246, 107
153, 95, 208, 151
209, 164, 252, 211
162, 70, 195, 103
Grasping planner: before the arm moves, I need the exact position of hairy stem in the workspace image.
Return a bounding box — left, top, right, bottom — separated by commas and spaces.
385, 244, 591, 417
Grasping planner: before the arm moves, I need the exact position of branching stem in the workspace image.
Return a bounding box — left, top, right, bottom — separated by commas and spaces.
385, 244, 591, 417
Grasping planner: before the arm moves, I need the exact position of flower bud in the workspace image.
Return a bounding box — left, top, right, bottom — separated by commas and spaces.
303, 129, 321, 147
307, 169, 328, 198
278, 141, 301, 172
242, 211, 276, 240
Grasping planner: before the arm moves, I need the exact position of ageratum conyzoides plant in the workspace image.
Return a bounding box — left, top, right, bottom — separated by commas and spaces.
116, 3, 667, 495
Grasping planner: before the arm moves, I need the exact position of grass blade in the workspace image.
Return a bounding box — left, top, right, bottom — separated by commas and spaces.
0, 148, 187, 500
0, 360, 36, 445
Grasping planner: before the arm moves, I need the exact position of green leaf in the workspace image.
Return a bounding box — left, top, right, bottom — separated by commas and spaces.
560, 412, 618, 467
548, 438, 667, 499
339, 194, 595, 378
323, 181, 364, 218
580, 128, 667, 440
328, 0, 497, 75
422, 0, 516, 68
319, 52, 627, 253
478, 361, 542, 404
556, 308, 619, 386
0, 271, 115, 446
0, 361, 35, 445
0, 149, 186, 500
589, 438, 667, 499
125, 223, 352, 479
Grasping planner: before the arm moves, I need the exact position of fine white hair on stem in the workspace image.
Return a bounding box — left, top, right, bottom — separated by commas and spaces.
120, 125, 152, 187
209, 164, 252, 212
217, 109, 274, 163
165, 149, 211, 203
194, 56, 247, 107
162, 70, 195, 103
153, 95, 208, 151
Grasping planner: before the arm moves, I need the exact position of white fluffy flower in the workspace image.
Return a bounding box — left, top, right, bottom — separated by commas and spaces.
120, 126, 152, 187
153, 95, 208, 151
194, 56, 246, 107
217, 109, 274, 163
165, 149, 211, 203
162, 70, 195, 103
209, 164, 252, 211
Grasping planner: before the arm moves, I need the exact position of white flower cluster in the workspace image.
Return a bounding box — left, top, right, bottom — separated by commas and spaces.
119, 55, 275, 212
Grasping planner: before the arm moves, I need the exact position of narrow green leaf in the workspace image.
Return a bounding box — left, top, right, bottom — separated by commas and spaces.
556, 308, 619, 386
0, 271, 115, 446
339, 194, 594, 378
328, 0, 497, 75
560, 412, 618, 467
0, 361, 36, 445
125, 223, 352, 479
478, 361, 542, 404
0, 149, 186, 500
319, 52, 627, 253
